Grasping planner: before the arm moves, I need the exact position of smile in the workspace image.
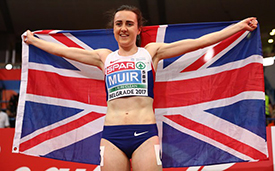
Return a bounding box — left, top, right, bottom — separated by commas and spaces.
120, 34, 129, 37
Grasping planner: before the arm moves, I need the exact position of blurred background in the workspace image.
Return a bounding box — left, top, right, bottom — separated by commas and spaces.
0, 0, 275, 67
0, 0, 274, 127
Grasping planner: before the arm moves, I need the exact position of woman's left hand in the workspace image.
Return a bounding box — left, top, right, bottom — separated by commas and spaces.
239, 17, 258, 31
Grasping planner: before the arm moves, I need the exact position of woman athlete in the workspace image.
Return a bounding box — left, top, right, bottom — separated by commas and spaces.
24, 5, 258, 171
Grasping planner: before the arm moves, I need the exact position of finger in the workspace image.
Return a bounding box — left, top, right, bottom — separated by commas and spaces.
249, 19, 257, 28
253, 19, 258, 25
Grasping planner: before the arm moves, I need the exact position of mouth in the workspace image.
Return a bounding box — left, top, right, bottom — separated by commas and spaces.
119, 34, 129, 38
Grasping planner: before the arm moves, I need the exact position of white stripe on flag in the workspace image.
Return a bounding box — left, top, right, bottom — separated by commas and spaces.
186, 166, 202, 171
93, 166, 101, 171
156, 53, 262, 82
12, 39, 30, 153
28, 62, 104, 80
200, 31, 250, 70
201, 163, 235, 171
63, 33, 94, 50
156, 25, 167, 43
23, 115, 105, 155
156, 91, 267, 160
162, 116, 254, 161
155, 24, 168, 156
19, 94, 106, 144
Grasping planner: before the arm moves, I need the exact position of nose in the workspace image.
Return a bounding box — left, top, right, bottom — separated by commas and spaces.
121, 24, 128, 32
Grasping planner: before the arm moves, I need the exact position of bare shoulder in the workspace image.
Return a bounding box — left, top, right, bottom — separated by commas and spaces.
74, 48, 112, 69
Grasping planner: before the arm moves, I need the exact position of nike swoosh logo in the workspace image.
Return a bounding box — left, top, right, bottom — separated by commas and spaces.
134, 131, 149, 136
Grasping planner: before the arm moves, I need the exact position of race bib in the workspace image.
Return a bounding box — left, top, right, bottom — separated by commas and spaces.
106, 61, 149, 100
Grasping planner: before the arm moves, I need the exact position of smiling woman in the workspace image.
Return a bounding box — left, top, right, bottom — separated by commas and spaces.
108, 5, 146, 47
23, 4, 258, 171
113, 10, 141, 53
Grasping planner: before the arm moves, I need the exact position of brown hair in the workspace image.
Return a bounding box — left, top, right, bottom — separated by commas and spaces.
107, 5, 146, 46
107, 5, 146, 29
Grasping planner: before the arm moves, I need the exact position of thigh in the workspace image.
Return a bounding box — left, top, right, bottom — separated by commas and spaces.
100, 138, 131, 171
131, 136, 163, 171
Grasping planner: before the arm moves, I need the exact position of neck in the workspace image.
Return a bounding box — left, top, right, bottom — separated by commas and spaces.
118, 44, 138, 56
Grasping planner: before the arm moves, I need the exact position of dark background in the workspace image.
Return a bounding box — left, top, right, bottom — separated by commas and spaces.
0, 0, 274, 67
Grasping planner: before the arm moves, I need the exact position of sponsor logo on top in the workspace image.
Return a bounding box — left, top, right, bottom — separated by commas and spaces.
106, 61, 135, 74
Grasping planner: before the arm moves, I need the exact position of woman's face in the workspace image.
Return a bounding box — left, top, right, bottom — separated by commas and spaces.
113, 10, 141, 48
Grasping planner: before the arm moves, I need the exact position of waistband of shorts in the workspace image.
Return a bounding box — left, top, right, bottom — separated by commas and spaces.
103, 123, 157, 128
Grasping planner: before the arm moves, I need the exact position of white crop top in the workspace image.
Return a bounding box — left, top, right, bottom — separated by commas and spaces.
104, 47, 155, 101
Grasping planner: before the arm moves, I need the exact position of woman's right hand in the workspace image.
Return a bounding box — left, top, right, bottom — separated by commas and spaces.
23, 30, 34, 44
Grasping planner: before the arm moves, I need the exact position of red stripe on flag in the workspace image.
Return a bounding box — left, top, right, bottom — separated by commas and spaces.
27, 69, 106, 106
20, 112, 105, 152
51, 33, 84, 48
34, 30, 54, 34
181, 30, 246, 72
141, 26, 159, 47
35, 31, 84, 48
165, 114, 267, 159
154, 63, 264, 108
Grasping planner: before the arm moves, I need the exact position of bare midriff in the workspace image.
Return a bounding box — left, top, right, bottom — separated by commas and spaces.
104, 96, 155, 125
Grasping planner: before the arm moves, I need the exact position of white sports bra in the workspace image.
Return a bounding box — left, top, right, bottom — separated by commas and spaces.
104, 47, 155, 101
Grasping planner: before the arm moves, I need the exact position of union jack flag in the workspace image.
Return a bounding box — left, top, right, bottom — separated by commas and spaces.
13, 21, 268, 168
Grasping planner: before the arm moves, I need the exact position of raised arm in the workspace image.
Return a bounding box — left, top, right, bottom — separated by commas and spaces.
147, 17, 258, 64
24, 30, 111, 69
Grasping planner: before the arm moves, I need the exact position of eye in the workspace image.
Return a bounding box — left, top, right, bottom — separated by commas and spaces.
127, 22, 134, 26
115, 22, 122, 26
